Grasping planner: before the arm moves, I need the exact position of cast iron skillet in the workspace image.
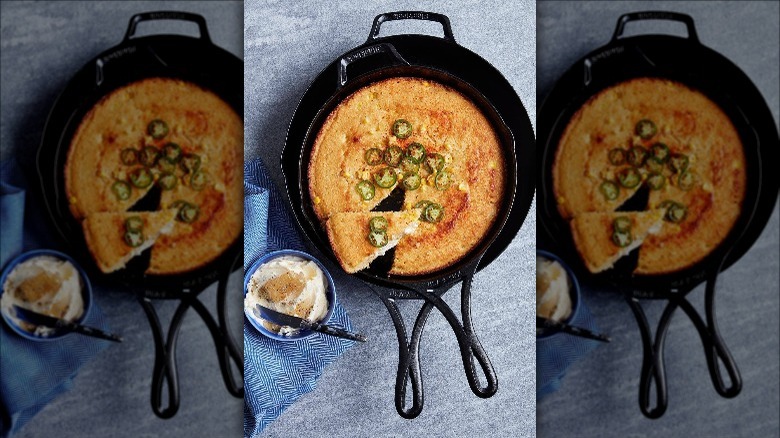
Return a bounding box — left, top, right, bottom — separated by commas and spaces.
35, 11, 243, 418
538, 11, 779, 418
282, 12, 535, 418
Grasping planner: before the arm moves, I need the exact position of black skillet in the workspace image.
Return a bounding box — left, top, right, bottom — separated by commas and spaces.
538, 11, 779, 418
282, 12, 535, 418
34, 11, 243, 419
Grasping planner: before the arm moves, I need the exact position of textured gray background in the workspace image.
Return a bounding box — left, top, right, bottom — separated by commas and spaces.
244, 0, 536, 437
1, 2, 245, 437
537, 1, 779, 437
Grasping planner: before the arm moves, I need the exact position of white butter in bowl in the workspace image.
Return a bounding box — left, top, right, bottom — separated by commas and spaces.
1, 255, 85, 337
244, 255, 329, 337
536, 256, 573, 334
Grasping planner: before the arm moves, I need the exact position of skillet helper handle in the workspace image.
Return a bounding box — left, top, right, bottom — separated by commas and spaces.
612, 11, 699, 44
337, 42, 408, 87
123, 11, 212, 43
380, 296, 427, 419
627, 296, 669, 419
368, 11, 456, 43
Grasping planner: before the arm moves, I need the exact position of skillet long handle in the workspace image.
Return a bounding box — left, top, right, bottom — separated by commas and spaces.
460, 274, 498, 398
676, 276, 742, 398
139, 297, 181, 419
380, 296, 427, 419
410, 281, 498, 399
627, 296, 669, 419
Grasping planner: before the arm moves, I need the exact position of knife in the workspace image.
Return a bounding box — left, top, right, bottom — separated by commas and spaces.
13, 305, 123, 343
254, 304, 367, 342
537, 315, 611, 343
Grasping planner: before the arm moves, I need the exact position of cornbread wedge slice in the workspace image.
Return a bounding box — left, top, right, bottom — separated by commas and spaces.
570, 209, 665, 274
82, 209, 177, 273
325, 210, 420, 273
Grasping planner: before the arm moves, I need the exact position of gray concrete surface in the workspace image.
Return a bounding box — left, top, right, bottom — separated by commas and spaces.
1, 2, 245, 437
244, 0, 536, 437
537, 2, 780, 437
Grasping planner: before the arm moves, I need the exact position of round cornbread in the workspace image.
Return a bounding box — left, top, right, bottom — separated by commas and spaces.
65, 78, 243, 275
553, 77, 746, 274
308, 77, 506, 276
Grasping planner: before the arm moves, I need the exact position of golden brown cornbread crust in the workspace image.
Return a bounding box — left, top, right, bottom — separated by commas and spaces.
82, 210, 176, 273
65, 78, 243, 275
570, 210, 664, 274
309, 77, 506, 276
325, 211, 419, 274
553, 78, 746, 274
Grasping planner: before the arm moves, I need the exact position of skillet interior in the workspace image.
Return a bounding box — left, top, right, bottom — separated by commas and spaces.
538, 33, 776, 293
298, 66, 517, 289
284, 34, 535, 292
36, 33, 243, 294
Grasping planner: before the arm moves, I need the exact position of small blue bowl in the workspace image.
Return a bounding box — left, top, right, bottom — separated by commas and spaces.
0, 249, 93, 341
244, 249, 336, 341
536, 250, 581, 339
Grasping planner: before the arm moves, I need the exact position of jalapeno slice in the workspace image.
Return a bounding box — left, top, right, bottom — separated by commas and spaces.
406, 142, 426, 164
414, 200, 432, 219
364, 148, 383, 166
599, 180, 620, 201
374, 167, 397, 188
678, 170, 696, 191
635, 119, 657, 140
423, 203, 445, 223
129, 167, 153, 188
608, 148, 626, 165
368, 229, 389, 247
612, 229, 632, 247
424, 153, 445, 174
162, 142, 182, 163
650, 142, 670, 163
617, 167, 641, 188
414, 200, 432, 210
355, 180, 375, 200
392, 119, 412, 139
125, 216, 144, 232
158, 172, 178, 190
120, 148, 138, 165
158, 157, 176, 173
613, 216, 632, 233
400, 155, 420, 174
383, 146, 404, 167
402, 172, 421, 190
647, 172, 666, 190
660, 200, 687, 223
368, 216, 388, 233
435, 170, 453, 190
177, 202, 200, 223
124, 229, 144, 248
190, 170, 209, 191
180, 153, 201, 174
645, 157, 665, 173
112, 180, 131, 200
139, 146, 160, 167
627, 146, 648, 167
147, 119, 168, 139
669, 153, 689, 173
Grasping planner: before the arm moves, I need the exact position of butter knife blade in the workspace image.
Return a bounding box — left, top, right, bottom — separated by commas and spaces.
13, 305, 123, 342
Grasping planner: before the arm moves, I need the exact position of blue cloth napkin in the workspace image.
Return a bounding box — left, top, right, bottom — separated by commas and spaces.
0, 160, 112, 437
536, 294, 601, 398
243, 158, 356, 437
